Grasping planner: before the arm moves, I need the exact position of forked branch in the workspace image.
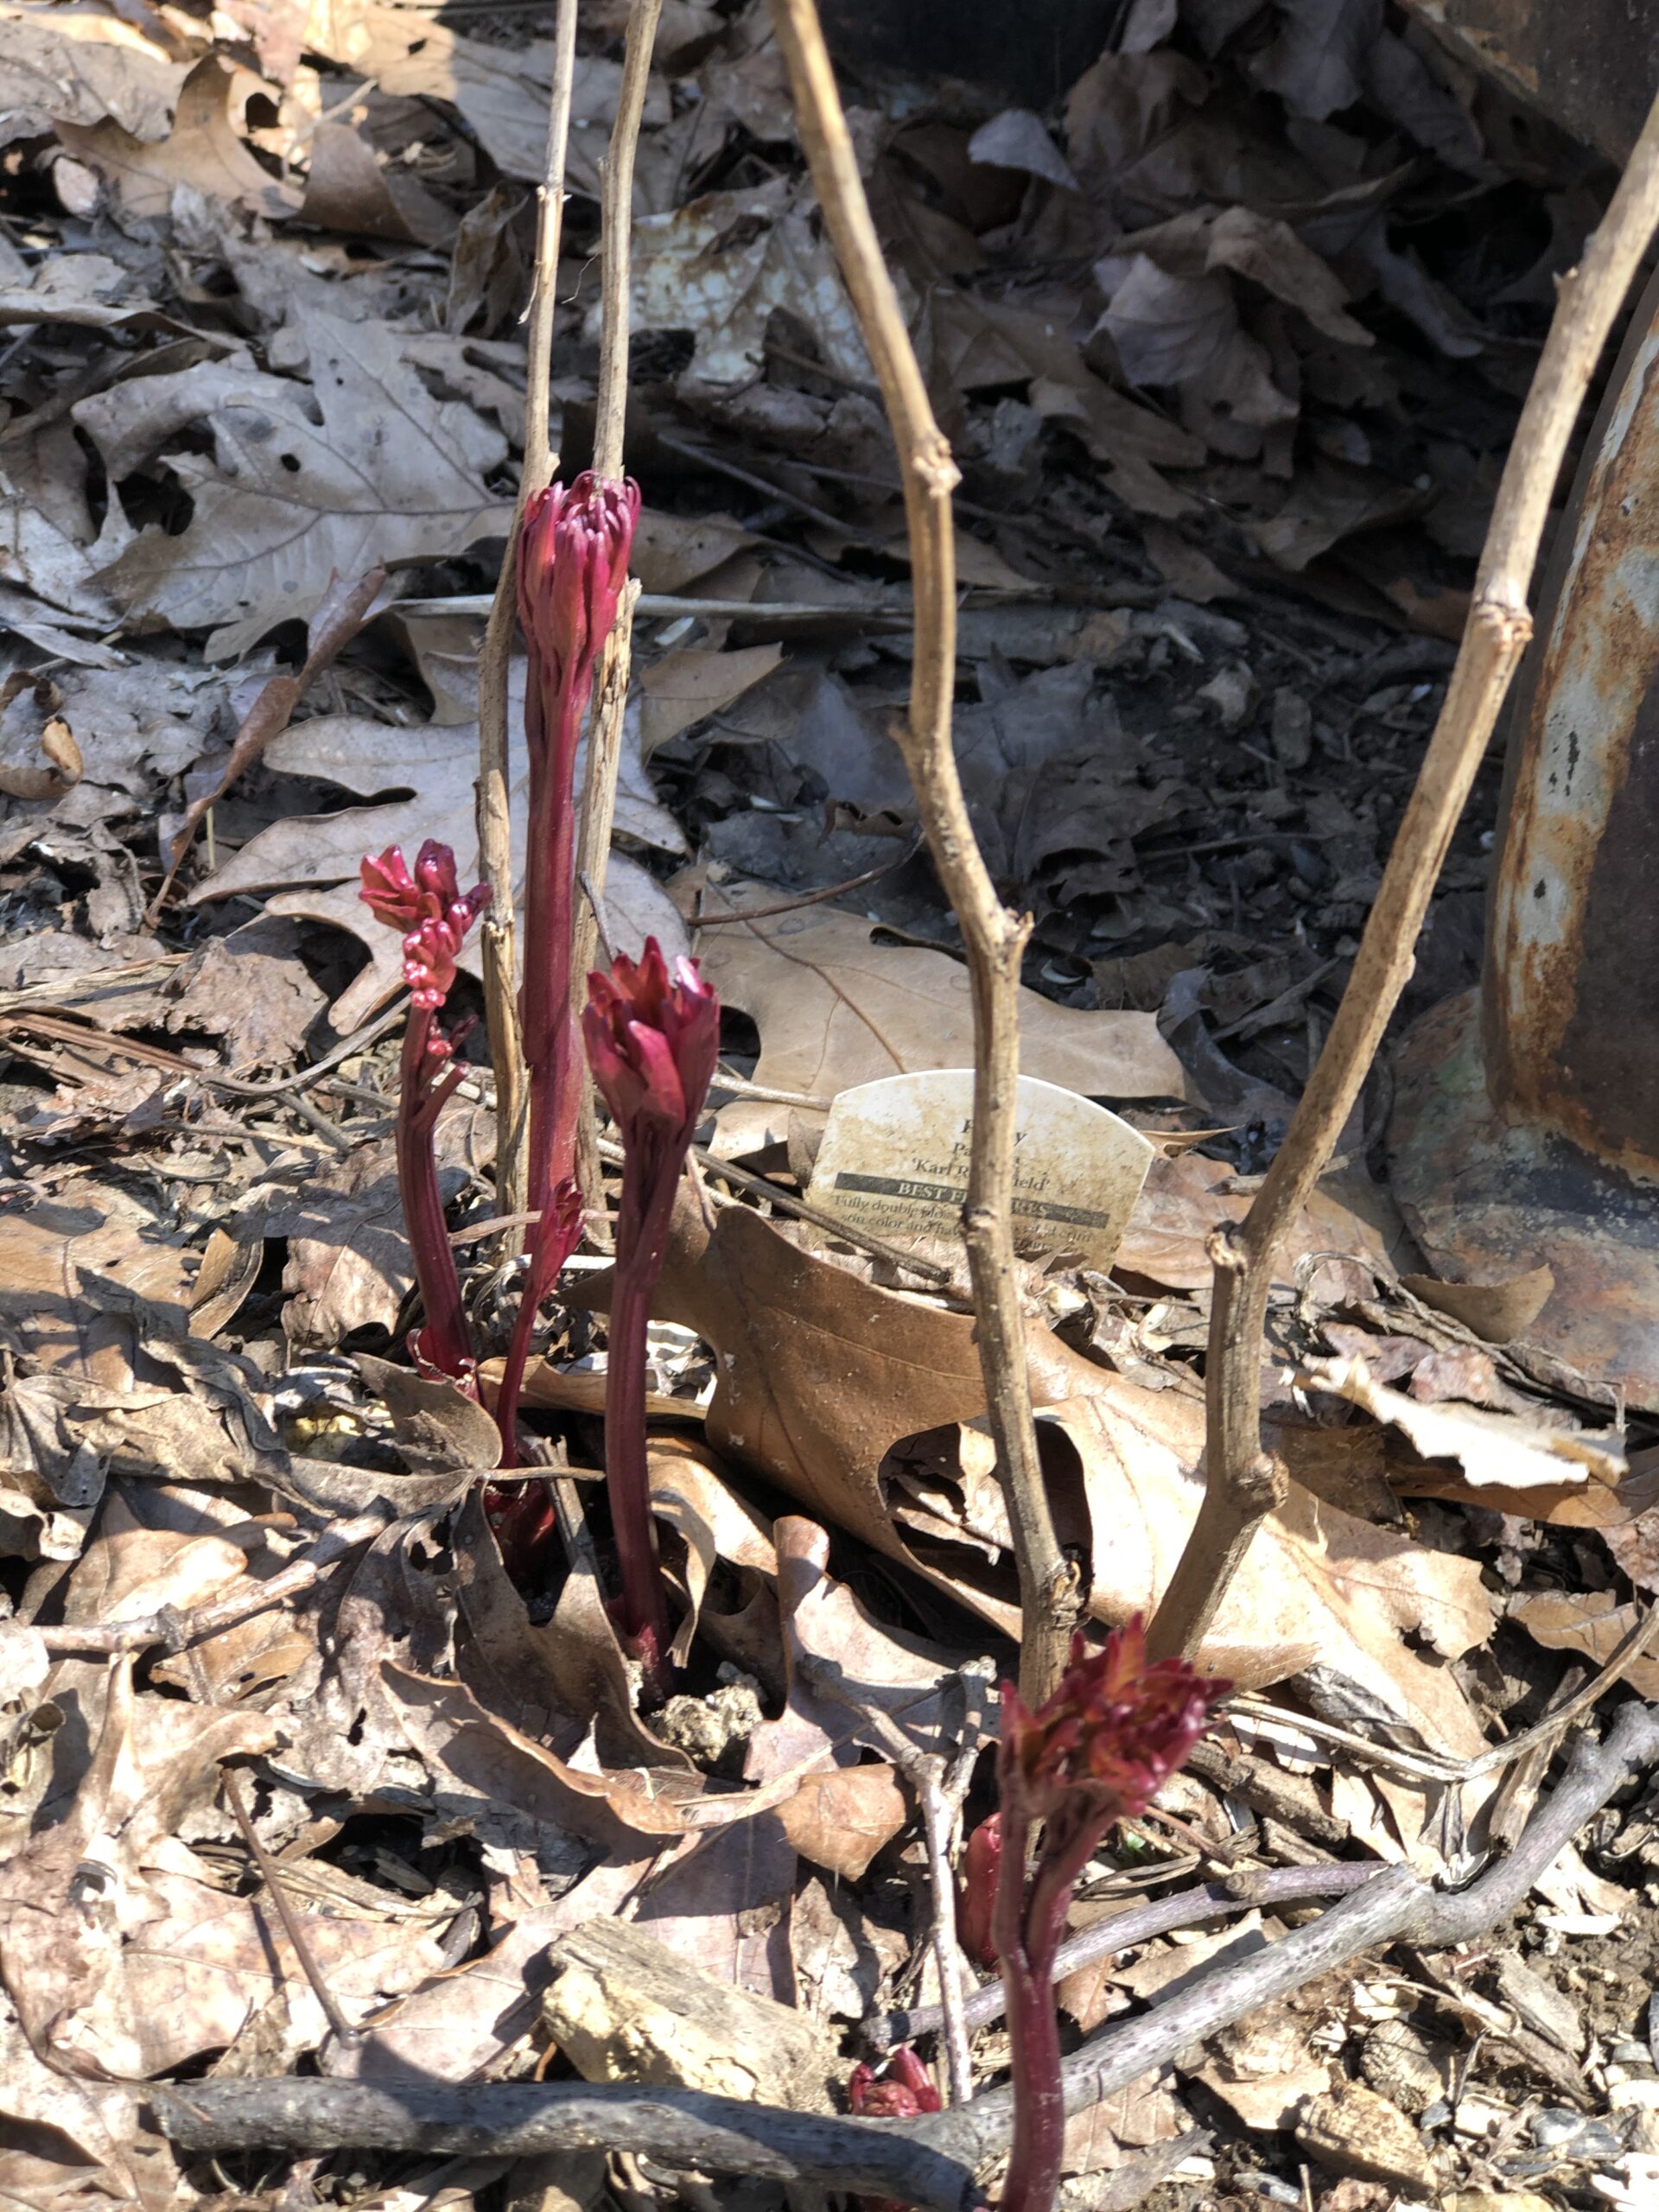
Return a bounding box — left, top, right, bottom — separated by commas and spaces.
767, 0, 1077, 1705
1147, 88, 1659, 1663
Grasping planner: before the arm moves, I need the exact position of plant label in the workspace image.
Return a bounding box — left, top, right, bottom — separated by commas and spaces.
804, 1070, 1154, 1268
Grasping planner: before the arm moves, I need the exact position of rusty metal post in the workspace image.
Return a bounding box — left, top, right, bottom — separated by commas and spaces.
1390, 263, 1659, 1404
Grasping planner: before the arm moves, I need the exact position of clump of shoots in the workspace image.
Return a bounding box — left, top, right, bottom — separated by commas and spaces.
359, 842, 490, 1383
988, 1620, 1229, 2212
582, 938, 718, 1688
495, 471, 640, 1464
848, 2049, 943, 2212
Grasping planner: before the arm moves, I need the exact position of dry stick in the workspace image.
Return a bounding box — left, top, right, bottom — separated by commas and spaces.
768, 0, 1074, 1707
180, 1643, 359, 2050
868, 1862, 1377, 2054
474, 0, 580, 1254
143, 1703, 1659, 2196
569, 0, 663, 1231
1146, 89, 1659, 1667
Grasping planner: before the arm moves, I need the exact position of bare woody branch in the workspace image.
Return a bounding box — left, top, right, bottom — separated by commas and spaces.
767, 0, 1077, 1705
569, 0, 662, 1229
1147, 89, 1659, 1665
475, 0, 581, 1249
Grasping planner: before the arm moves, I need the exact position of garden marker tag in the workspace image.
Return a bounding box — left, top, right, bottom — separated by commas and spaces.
804, 1070, 1154, 1269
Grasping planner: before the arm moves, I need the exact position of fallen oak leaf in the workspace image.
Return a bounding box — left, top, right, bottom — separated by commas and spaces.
149, 563, 388, 911
54, 54, 300, 226
380, 1662, 838, 1838
78, 305, 510, 654
608, 1192, 1491, 1743
188, 651, 686, 1027
687, 893, 1192, 1158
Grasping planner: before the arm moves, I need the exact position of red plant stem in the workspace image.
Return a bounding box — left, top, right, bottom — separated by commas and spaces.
992, 1800, 1117, 2212
603, 1160, 677, 1675
397, 1009, 473, 1379
493, 681, 585, 1465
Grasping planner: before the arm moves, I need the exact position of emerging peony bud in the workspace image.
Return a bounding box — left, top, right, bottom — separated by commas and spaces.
518, 474, 641, 719
581, 941, 719, 1687
849, 2050, 942, 2212
1000, 1617, 1227, 1833
495, 472, 640, 1470
360, 839, 490, 1010
993, 1621, 1228, 2212
583, 938, 721, 1156
957, 1810, 1003, 1970
358, 842, 490, 1385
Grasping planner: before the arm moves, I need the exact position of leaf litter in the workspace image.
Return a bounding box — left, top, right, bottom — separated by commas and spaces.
0, 3, 1655, 2210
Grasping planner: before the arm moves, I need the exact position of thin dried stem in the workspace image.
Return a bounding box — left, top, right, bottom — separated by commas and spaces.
475, 0, 580, 1253
571, 0, 661, 1227
1147, 90, 1659, 1664
768, 0, 1075, 1706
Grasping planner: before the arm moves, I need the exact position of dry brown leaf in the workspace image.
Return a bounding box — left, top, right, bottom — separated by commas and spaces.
251, 1098, 491, 1350
300, 119, 457, 247
381, 1662, 831, 1840
688, 895, 1190, 1156
306, 0, 651, 187
639, 642, 784, 755
56, 56, 300, 225
1402, 1266, 1556, 1343
636, 1196, 1490, 1742
1510, 1589, 1659, 1700
632, 508, 757, 593
354, 1856, 658, 2084
621, 180, 869, 388
79, 307, 510, 653
0, 3, 186, 137
0, 1988, 180, 2211
1117, 1149, 1398, 1294
0, 1207, 195, 1388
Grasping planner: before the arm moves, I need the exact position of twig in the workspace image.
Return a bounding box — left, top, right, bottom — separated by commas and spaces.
179, 1643, 359, 2049
569, 0, 662, 1229
143, 1705, 1659, 2195
474, 0, 579, 1255
1146, 88, 1659, 1664
687, 1142, 955, 1283
149, 2081, 985, 2212
803, 1657, 989, 2106
33, 1517, 385, 1654
868, 1864, 1377, 2052
769, 0, 1075, 1705
690, 834, 925, 925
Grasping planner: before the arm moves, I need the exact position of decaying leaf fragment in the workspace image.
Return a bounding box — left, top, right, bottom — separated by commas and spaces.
1305, 1353, 1625, 1495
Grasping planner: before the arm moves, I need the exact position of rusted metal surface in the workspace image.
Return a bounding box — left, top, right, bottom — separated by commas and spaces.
1484, 260, 1659, 1179
1402, 0, 1659, 162
1391, 990, 1659, 1402
1390, 264, 1659, 1404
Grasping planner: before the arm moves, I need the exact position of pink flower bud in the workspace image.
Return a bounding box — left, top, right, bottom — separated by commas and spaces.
848, 2047, 941, 2120
1001, 1618, 1229, 1833
518, 473, 641, 714
359, 840, 489, 1010
582, 938, 720, 1152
